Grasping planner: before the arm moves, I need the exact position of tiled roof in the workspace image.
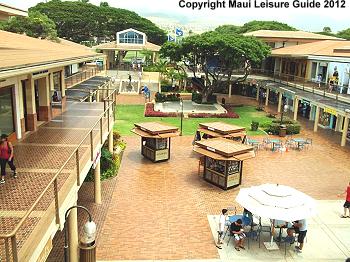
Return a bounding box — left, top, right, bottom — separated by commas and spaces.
244, 30, 344, 41
94, 41, 161, 52
0, 30, 103, 71
271, 40, 350, 58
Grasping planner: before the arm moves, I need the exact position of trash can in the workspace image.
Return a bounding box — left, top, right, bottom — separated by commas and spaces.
79, 241, 96, 262
279, 125, 287, 137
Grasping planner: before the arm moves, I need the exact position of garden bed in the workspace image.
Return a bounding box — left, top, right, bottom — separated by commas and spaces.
144, 103, 239, 118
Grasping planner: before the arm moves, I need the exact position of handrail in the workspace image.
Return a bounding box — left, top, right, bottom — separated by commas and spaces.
0, 88, 117, 241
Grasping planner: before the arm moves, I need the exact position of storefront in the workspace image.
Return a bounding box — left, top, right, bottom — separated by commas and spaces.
298, 99, 311, 119
0, 86, 15, 137
319, 107, 337, 130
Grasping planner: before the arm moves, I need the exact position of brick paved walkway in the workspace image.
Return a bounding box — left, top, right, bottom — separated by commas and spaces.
97, 123, 350, 260
0, 102, 110, 259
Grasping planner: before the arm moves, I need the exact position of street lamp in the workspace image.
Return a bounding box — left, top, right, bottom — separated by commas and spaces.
180, 98, 184, 136
64, 205, 96, 262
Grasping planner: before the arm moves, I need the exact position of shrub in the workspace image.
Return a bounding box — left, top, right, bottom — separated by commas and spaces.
251, 121, 259, 131
264, 121, 301, 135
144, 103, 178, 117
155, 92, 180, 102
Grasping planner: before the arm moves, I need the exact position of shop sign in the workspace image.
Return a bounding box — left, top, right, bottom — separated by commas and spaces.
324, 107, 337, 115
155, 149, 168, 161
227, 173, 240, 187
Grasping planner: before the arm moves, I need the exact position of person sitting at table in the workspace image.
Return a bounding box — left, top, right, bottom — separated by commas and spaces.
230, 219, 246, 251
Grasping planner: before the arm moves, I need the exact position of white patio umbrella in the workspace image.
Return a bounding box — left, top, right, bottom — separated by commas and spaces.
235, 183, 316, 249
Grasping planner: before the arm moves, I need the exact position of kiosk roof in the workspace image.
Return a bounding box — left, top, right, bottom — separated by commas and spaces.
199, 122, 246, 135
133, 122, 179, 135
195, 137, 253, 158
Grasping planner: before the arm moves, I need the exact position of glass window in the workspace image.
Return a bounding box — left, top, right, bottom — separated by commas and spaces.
53, 71, 62, 91
118, 31, 144, 44
0, 86, 15, 136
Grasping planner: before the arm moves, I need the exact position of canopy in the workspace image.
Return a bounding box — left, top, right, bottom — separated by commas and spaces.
235, 184, 316, 222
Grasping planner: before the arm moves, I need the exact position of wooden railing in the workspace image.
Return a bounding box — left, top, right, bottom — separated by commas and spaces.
65, 67, 102, 89
0, 87, 118, 261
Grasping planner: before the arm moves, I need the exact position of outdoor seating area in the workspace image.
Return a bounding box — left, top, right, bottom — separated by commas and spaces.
246, 136, 313, 152
215, 184, 316, 256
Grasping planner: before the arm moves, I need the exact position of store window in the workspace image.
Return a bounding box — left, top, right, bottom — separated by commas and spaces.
0, 86, 15, 136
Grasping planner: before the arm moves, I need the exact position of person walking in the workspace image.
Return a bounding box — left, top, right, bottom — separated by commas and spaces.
217, 208, 229, 248
339, 182, 350, 218
293, 219, 307, 253
0, 134, 17, 184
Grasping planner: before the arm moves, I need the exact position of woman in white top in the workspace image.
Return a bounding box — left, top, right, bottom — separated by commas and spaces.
217, 209, 229, 247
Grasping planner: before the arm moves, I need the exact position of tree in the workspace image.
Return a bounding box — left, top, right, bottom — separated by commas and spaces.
215, 25, 241, 35
30, 1, 167, 44
160, 31, 270, 102
323, 26, 332, 33
239, 20, 297, 33
0, 11, 58, 40
337, 28, 350, 40
100, 2, 109, 7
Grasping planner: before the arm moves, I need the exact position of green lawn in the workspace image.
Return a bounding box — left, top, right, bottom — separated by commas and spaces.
114, 105, 272, 136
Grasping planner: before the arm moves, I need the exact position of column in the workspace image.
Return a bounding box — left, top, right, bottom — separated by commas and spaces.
152, 52, 156, 64
256, 86, 260, 101
94, 160, 101, 204
293, 98, 299, 121
228, 83, 232, 98
335, 115, 343, 132
108, 129, 113, 153
38, 76, 51, 121
68, 207, 79, 262
265, 88, 269, 106
60, 70, 67, 112
277, 92, 283, 113
49, 73, 54, 92
96, 88, 100, 102
26, 76, 37, 131
13, 80, 22, 140
341, 116, 349, 146
314, 106, 320, 132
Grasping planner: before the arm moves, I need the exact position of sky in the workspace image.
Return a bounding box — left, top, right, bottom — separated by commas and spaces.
3, 0, 350, 32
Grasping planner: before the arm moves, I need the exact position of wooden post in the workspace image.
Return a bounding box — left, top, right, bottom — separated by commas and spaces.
265, 88, 269, 106
277, 92, 283, 113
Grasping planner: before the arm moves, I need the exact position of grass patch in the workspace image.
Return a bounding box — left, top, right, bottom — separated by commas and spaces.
114, 104, 272, 136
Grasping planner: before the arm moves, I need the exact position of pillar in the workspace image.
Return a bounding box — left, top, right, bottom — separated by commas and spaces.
26, 76, 37, 131
265, 88, 269, 106
68, 207, 79, 262
277, 92, 283, 113
293, 98, 299, 121
96, 88, 100, 102
314, 106, 320, 132
38, 76, 51, 121
13, 80, 22, 140
256, 86, 260, 101
152, 52, 156, 64
108, 129, 113, 153
94, 160, 101, 204
49, 73, 54, 92
88, 91, 92, 102
341, 116, 349, 146
228, 83, 232, 98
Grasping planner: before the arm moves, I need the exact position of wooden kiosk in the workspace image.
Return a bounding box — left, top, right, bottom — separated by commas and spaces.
193, 137, 255, 190
132, 122, 179, 162
196, 122, 247, 141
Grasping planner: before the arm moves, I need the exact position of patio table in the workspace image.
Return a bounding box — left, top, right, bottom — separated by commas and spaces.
291, 138, 307, 150
269, 139, 281, 151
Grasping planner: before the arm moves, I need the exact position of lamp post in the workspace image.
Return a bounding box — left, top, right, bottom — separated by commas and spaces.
64, 205, 96, 262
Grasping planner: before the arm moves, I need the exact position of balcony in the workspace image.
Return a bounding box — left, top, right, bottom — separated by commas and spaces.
65, 67, 103, 89
0, 90, 117, 261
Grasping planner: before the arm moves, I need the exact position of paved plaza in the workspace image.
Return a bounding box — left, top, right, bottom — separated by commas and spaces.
96, 123, 350, 261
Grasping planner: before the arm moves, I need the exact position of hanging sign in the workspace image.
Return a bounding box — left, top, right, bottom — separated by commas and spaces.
324, 107, 337, 115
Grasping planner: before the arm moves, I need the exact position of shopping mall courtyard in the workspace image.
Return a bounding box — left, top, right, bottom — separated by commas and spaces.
47, 95, 350, 261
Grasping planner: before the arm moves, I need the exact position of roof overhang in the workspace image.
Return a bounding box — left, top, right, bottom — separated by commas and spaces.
0, 4, 27, 17
0, 54, 106, 80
